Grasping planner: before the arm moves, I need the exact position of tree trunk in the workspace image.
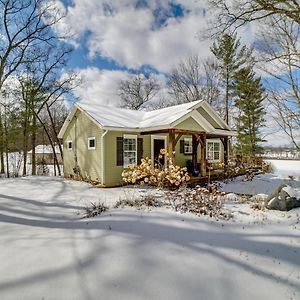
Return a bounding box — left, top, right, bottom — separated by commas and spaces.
22, 116, 29, 176
4, 110, 9, 178
33, 110, 61, 176
31, 113, 37, 175
46, 103, 63, 160
0, 113, 5, 174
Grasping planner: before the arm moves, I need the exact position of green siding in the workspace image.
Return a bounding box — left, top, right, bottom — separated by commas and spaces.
175, 117, 205, 131
62, 110, 225, 186
63, 109, 103, 182
103, 131, 151, 186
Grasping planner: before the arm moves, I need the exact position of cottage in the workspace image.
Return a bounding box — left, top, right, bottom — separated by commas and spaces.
58, 100, 235, 186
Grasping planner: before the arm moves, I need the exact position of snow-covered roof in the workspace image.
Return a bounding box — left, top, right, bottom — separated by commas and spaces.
78, 100, 201, 129
58, 100, 234, 138
28, 145, 62, 154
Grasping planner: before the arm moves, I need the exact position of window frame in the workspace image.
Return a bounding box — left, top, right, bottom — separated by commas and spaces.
66, 140, 73, 151
206, 139, 221, 163
88, 137, 96, 150
123, 134, 137, 168
183, 137, 193, 155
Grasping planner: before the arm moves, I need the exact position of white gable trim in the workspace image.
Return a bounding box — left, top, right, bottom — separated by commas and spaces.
58, 106, 77, 139
58, 104, 103, 139
190, 110, 215, 132
201, 101, 231, 130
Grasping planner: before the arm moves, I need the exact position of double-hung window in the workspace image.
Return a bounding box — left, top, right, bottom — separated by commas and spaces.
207, 140, 221, 162
123, 135, 137, 168
184, 138, 193, 155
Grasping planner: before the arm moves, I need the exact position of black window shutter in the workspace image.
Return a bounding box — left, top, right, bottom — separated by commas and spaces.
180, 139, 184, 153
116, 137, 123, 166
137, 138, 143, 164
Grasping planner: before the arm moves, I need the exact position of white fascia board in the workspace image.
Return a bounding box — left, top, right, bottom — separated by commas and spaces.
190, 110, 215, 132
58, 104, 104, 139
75, 104, 104, 129
201, 101, 231, 130
58, 105, 78, 139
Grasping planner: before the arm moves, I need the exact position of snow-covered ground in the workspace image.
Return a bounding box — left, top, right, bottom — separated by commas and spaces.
265, 159, 300, 178
220, 173, 300, 195
0, 176, 299, 300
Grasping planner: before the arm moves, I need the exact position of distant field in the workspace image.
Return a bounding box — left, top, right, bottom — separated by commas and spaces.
265, 159, 300, 177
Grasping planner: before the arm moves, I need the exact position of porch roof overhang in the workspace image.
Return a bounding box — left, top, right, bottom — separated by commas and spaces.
140, 128, 236, 138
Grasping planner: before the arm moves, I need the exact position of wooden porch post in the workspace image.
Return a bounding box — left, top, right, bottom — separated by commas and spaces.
223, 136, 229, 176
192, 134, 199, 170
168, 129, 175, 163
200, 133, 207, 177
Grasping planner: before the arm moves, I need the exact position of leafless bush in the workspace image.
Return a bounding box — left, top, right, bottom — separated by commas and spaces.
83, 202, 108, 218
114, 194, 162, 209
165, 186, 232, 220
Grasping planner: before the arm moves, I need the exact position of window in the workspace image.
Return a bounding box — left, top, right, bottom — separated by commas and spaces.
88, 137, 96, 150
184, 138, 192, 155
67, 140, 72, 150
123, 135, 137, 168
207, 140, 221, 162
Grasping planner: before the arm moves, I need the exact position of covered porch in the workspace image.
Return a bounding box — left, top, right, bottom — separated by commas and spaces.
141, 128, 230, 177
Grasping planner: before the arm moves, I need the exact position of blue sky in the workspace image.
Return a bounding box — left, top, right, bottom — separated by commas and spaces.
56, 0, 298, 147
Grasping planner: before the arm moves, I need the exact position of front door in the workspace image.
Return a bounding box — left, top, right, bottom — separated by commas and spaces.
153, 139, 165, 166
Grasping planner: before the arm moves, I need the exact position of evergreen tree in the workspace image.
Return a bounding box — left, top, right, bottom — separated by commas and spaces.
234, 67, 266, 159
211, 33, 253, 125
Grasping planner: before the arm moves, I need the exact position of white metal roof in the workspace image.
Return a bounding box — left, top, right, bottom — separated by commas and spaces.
58, 100, 234, 138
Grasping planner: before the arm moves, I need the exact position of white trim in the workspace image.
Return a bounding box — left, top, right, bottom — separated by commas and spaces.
88, 137, 96, 150
58, 106, 78, 139
58, 104, 104, 139
206, 139, 221, 163
151, 135, 167, 166
201, 101, 231, 130
101, 130, 108, 185
190, 110, 215, 132
66, 140, 73, 150
123, 134, 138, 168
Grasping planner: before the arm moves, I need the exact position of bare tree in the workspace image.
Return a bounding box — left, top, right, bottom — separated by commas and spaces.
169, 55, 223, 110
118, 73, 160, 110
0, 0, 64, 91
208, 0, 300, 34
202, 58, 221, 106
258, 18, 300, 149
169, 55, 202, 104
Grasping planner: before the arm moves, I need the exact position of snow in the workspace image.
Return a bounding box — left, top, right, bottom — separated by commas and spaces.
78, 100, 201, 129
265, 159, 300, 178
220, 173, 300, 196
0, 176, 299, 300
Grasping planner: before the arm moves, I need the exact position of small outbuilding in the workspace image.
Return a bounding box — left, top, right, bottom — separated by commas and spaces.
58, 100, 235, 186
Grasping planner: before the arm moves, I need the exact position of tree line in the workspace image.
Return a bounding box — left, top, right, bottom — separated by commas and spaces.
0, 0, 77, 177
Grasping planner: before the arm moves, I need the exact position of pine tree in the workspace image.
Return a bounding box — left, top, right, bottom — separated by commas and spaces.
211, 33, 253, 125
234, 67, 266, 160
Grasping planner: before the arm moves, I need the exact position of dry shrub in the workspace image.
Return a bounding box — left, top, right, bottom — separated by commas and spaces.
114, 194, 162, 209
83, 202, 108, 218
122, 149, 190, 189
165, 186, 232, 220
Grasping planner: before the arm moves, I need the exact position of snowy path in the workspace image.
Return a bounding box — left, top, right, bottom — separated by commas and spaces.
0, 177, 299, 300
